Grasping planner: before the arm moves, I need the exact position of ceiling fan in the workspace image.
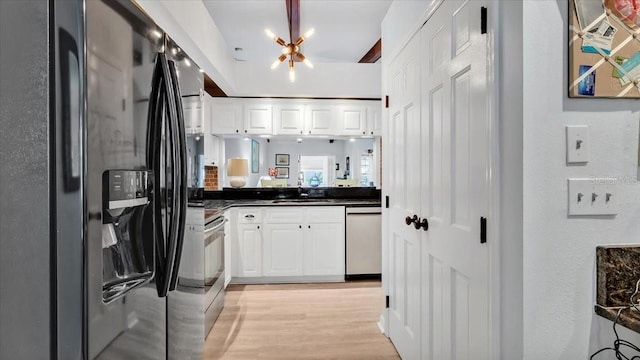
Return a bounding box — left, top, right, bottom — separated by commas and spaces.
265, 0, 314, 82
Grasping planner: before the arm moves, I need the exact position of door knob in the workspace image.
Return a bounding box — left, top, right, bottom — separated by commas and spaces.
417, 218, 429, 231
405, 215, 418, 226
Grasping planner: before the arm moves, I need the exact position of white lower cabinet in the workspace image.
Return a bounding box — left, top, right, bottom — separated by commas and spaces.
304, 223, 344, 276
236, 223, 262, 277
263, 224, 304, 276
231, 206, 345, 282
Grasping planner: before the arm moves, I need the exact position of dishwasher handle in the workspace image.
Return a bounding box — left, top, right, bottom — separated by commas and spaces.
346, 207, 382, 215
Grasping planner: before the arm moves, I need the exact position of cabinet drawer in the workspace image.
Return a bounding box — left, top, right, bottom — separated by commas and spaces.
237, 208, 262, 223
264, 207, 304, 224
306, 206, 345, 223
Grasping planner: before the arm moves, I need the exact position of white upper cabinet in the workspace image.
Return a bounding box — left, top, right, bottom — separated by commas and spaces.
183, 91, 204, 134
208, 98, 382, 137
367, 102, 382, 136
209, 98, 243, 135
243, 102, 273, 135
273, 104, 305, 135
304, 104, 337, 135
337, 104, 368, 136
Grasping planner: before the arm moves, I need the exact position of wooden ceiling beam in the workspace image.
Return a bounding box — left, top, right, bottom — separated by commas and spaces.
286, 0, 300, 44
359, 38, 382, 63
204, 73, 227, 97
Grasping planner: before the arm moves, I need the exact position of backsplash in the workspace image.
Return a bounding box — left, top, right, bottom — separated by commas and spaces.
204, 165, 218, 191
595, 245, 640, 334
596, 245, 640, 307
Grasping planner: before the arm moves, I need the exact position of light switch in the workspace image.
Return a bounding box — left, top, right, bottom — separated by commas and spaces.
566, 125, 589, 164
568, 178, 617, 216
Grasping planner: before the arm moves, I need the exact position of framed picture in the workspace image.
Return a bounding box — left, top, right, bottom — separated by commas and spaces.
275, 153, 290, 166
569, 0, 640, 98
275, 167, 289, 179
251, 139, 259, 173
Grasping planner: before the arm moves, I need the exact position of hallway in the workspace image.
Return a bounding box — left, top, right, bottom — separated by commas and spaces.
203, 281, 399, 359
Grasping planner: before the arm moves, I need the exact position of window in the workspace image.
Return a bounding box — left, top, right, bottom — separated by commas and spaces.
360, 154, 374, 186
299, 155, 335, 187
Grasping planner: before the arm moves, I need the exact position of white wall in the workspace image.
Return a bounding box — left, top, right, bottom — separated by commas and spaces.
234, 62, 381, 98
497, 1, 524, 359
136, 0, 238, 94
523, 1, 640, 359
381, 1, 431, 63
137, 1, 382, 99
223, 138, 268, 188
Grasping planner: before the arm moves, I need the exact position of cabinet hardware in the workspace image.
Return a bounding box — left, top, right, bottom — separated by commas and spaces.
405, 215, 418, 226
418, 218, 429, 231
480, 217, 487, 244
481, 7, 487, 34
385, 295, 390, 308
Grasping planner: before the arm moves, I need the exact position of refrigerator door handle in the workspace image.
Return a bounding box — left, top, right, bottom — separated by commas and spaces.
147, 52, 167, 294
147, 52, 181, 298
59, 28, 81, 192
156, 52, 181, 298
167, 60, 187, 292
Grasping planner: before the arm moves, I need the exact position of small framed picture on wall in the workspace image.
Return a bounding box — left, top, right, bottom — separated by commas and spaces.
275, 154, 290, 166
275, 167, 289, 179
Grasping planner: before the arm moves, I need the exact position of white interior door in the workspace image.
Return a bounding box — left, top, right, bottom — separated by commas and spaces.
387, 33, 422, 360
420, 1, 490, 359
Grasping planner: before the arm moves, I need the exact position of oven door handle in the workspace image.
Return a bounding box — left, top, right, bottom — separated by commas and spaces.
205, 218, 227, 234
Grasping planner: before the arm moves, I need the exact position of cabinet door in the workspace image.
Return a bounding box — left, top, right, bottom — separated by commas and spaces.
183, 93, 204, 134
235, 224, 262, 277
274, 104, 305, 135
263, 224, 304, 276
304, 223, 345, 276
210, 98, 243, 135
338, 104, 368, 136
304, 104, 336, 135
244, 102, 273, 135
367, 102, 382, 136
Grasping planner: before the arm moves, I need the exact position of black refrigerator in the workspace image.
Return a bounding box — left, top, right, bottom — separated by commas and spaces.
0, 1, 204, 359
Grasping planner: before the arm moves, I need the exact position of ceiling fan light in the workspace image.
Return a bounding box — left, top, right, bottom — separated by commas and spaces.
304, 28, 315, 38
289, 67, 295, 82
303, 58, 314, 69
270, 59, 281, 70
265, 28, 276, 39
282, 46, 292, 55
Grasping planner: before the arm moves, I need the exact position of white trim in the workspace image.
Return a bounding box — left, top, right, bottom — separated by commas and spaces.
230, 275, 345, 284
487, 3, 502, 359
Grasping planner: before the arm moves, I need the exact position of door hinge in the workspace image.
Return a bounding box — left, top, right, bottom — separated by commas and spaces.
385, 195, 390, 208
385, 295, 390, 308
385, 95, 389, 108
480, 217, 487, 244
481, 7, 487, 34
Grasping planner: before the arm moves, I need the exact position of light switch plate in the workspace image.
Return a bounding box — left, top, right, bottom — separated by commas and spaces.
566, 125, 589, 164
568, 178, 618, 216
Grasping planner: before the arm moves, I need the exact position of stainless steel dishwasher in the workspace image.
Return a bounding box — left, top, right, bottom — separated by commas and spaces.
346, 207, 382, 279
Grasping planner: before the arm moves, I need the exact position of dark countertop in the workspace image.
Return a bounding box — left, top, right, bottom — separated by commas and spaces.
595, 305, 640, 333
203, 198, 381, 222
202, 187, 382, 223
595, 245, 640, 334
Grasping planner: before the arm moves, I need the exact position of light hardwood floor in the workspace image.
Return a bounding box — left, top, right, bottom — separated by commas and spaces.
203, 281, 400, 360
